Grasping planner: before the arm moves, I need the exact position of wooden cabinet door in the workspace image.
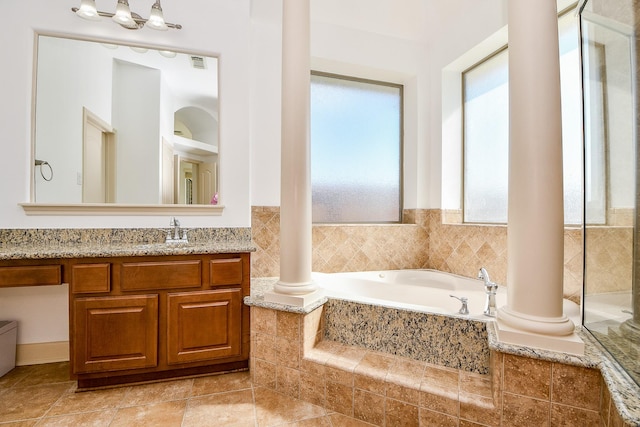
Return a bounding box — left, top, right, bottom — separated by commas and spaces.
167, 289, 242, 365
73, 295, 158, 374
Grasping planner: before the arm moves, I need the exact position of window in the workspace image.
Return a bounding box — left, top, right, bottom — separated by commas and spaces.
310, 73, 402, 223
463, 49, 509, 223
462, 11, 582, 224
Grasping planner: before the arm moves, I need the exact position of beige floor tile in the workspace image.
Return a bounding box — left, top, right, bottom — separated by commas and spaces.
109, 400, 186, 427
254, 386, 325, 426
35, 409, 116, 426
183, 389, 256, 427
0, 367, 33, 389
14, 363, 71, 388
120, 378, 193, 407
46, 386, 127, 416
191, 371, 252, 397
0, 383, 72, 423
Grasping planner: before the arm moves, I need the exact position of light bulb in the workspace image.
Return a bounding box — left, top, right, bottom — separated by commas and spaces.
147, 1, 168, 31
75, 0, 100, 21
112, 0, 137, 29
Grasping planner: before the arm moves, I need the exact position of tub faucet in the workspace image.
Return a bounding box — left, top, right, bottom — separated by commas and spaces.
450, 295, 469, 315
477, 267, 498, 317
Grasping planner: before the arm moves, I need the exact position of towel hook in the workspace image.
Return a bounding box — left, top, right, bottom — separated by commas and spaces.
35, 159, 53, 181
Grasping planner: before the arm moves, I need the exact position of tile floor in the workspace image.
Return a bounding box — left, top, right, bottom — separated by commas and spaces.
0, 362, 374, 426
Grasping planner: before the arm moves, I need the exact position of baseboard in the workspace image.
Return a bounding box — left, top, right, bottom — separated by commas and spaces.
16, 341, 69, 366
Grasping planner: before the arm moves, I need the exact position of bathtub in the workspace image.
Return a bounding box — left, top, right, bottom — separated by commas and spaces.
312, 269, 581, 321
311, 269, 501, 320
311, 268, 581, 373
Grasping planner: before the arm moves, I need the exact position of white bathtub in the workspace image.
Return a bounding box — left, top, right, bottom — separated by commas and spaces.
312, 269, 581, 321
311, 269, 503, 319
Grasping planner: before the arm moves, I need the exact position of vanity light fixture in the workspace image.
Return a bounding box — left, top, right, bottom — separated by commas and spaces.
72, 0, 182, 31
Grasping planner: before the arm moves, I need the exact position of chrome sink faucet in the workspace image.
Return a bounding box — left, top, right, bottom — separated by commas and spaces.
478, 267, 498, 317
166, 217, 188, 243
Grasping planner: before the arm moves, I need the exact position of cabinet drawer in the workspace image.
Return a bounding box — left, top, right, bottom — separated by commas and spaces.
71, 263, 111, 294
121, 260, 202, 291
210, 258, 243, 286
0, 265, 61, 288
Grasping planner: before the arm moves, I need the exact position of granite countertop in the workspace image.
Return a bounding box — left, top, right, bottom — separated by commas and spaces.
0, 241, 256, 261
0, 227, 255, 260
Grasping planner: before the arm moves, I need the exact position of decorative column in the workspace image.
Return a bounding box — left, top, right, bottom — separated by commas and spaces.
264, 0, 321, 307
496, 0, 583, 354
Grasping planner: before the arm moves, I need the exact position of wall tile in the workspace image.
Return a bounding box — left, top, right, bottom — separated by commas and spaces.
551, 403, 600, 427
419, 388, 459, 417
353, 352, 395, 394
459, 392, 501, 427
276, 311, 301, 341
276, 365, 300, 399
276, 336, 300, 369
251, 306, 277, 335
503, 354, 552, 400
325, 381, 354, 417
353, 389, 385, 426
419, 408, 458, 427
299, 371, 326, 408
601, 379, 612, 426
252, 358, 276, 389
502, 392, 550, 427
385, 398, 419, 427
551, 364, 601, 411
253, 332, 276, 363
459, 371, 492, 399
302, 307, 324, 353
386, 358, 425, 405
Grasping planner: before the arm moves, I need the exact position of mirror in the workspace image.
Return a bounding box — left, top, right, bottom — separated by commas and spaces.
32, 35, 219, 206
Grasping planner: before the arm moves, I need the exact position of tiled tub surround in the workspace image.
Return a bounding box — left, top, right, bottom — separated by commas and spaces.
247, 280, 640, 426
251, 207, 588, 301
0, 227, 254, 259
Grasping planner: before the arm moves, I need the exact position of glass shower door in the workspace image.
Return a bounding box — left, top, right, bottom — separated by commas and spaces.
581, 0, 639, 386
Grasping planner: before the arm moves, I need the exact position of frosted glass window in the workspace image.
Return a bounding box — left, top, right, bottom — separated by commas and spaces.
310, 74, 402, 223
463, 12, 582, 225
463, 49, 509, 224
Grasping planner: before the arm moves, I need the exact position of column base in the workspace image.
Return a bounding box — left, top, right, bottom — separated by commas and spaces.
495, 312, 584, 356
498, 305, 576, 336
264, 289, 324, 308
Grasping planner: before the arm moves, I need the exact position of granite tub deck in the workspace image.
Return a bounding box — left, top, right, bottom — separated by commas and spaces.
247, 278, 640, 426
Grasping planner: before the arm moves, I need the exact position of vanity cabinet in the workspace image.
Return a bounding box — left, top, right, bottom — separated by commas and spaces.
68, 253, 250, 389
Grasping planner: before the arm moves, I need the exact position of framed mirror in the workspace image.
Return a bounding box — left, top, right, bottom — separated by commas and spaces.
28, 34, 220, 214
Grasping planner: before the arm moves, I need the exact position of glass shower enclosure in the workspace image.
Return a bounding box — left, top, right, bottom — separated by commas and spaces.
580, 0, 639, 386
